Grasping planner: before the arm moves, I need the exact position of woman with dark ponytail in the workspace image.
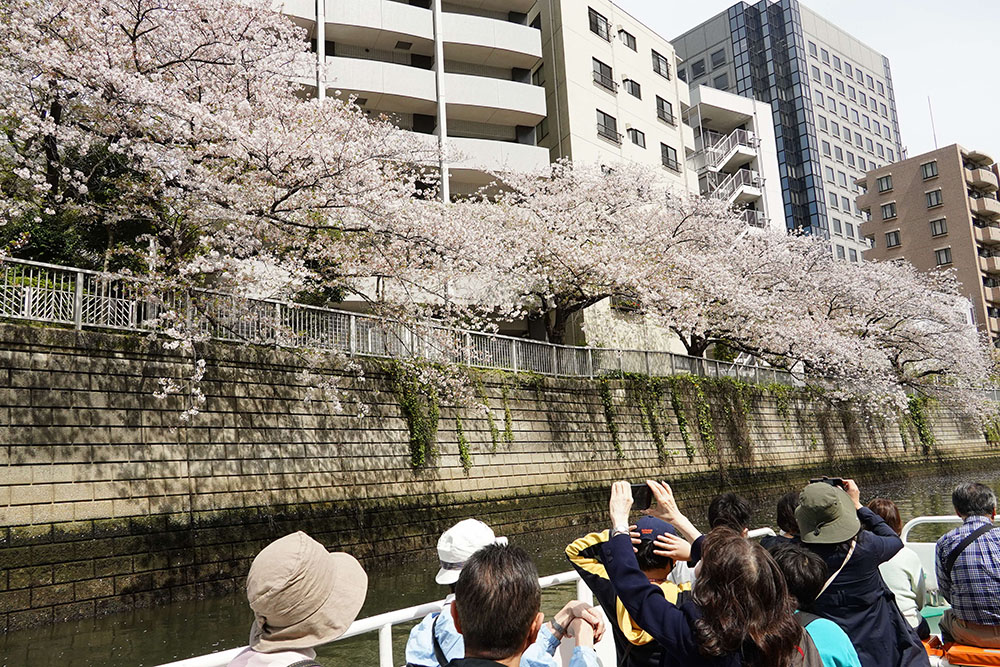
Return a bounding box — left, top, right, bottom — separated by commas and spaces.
604, 481, 810, 667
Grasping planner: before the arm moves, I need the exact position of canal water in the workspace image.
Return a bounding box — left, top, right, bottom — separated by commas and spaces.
1, 461, 996, 667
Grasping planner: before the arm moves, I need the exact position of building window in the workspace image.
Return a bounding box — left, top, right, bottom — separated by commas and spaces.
881, 202, 897, 220
588, 7, 611, 41
849, 248, 858, 263
839, 102, 848, 119
845, 222, 855, 239
619, 29, 636, 50
593, 58, 616, 92
535, 118, 549, 143
532, 65, 545, 86
855, 132, 863, 147
930, 218, 948, 237
888, 149, 895, 162
811, 65, 821, 81
835, 146, 843, 162
831, 120, 840, 135
847, 152, 856, 167
829, 191, 839, 209
833, 55, 842, 71
848, 85, 856, 101
689, 58, 705, 79
866, 74, 874, 89
677, 69, 686, 82
851, 109, 860, 124
865, 138, 874, 153
656, 96, 675, 125
836, 244, 846, 259
836, 79, 845, 95
877, 144, 885, 158
821, 48, 830, 64
845, 63, 854, 77
880, 103, 888, 118
858, 156, 867, 171
628, 128, 646, 148
825, 166, 835, 183
843, 127, 851, 142
832, 218, 843, 235
921, 161, 938, 179
860, 92, 867, 107
711, 49, 727, 69
652, 50, 672, 79
838, 172, 848, 187
856, 67, 864, 84
623, 78, 641, 99
814, 91, 824, 107
818, 115, 827, 131
661, 143, 680, 172
824, 72, 833, 88
842, 195, 851, 210
877, 175, 892, 193
596, 109, 620, 143
935, 247, 953, 266
808, 41, 818, 57
926, 189, 943, 208
822, 140, 832, 156
713, 73, 729, 89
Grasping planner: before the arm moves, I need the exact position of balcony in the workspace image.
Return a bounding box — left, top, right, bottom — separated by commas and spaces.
705, 129, 759, 173
442, 10, 542, 69
657, 107, 677, 126
980, 256, 1000, 274
976, 225, 1000, 245
326, 56, 437, 113
449, 136, 549, 183
444, 73, 545, 125
596, 123, 622, 145
710, 170, 763, 205
323, 0, 434, 50
985, 286, 1000, 304
740, 209, 769, 228
592, 70, 618, 93
967, 167, 1000, 193
972, 197, 1000, 219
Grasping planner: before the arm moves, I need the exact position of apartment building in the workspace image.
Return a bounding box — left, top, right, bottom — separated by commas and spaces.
529, 0, 699, 192
686, 85, 785, 232
672, 0, 904, 262
857, 144, 1000, 340
279, 0, 550, 196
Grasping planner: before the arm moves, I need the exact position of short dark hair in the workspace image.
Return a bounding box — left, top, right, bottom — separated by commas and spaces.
454, 544, 540, 660
867, 498, 902, 534
769, 543, 828, 611
708, 493, 752, 531
776, 492, 799, 535
953, 483, 997, 518
636, 539, 673, 573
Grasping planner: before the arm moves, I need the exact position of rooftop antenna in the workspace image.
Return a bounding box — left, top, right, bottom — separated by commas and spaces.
928, 96, 939, 149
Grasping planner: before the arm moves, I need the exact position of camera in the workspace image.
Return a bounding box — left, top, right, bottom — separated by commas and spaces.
630, 483, 655, 510
810, 476, 847, 490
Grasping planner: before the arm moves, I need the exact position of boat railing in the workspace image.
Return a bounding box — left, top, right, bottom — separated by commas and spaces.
157, 529, 778, 667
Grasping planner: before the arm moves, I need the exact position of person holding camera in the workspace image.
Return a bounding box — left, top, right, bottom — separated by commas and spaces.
795, 480, 928, 667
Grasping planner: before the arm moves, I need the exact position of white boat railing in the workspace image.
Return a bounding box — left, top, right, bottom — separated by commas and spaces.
155, 571, 602, 667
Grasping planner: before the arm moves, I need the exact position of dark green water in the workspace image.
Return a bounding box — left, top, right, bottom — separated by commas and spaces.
1, 462, 995, 667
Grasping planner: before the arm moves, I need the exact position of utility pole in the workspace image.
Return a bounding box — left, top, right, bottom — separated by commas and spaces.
928, 96, 938, 149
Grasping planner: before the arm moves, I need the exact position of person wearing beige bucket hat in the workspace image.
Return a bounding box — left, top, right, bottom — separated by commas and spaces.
227, 531, 368, 667
794, 480, 929, 667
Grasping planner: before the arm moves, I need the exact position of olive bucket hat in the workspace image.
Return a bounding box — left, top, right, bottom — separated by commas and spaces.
246, 531, 368, 653
795, 482, 861, 544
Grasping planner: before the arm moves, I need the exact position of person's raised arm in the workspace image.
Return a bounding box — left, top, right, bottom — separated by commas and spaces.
844, 479, 902, 562
604, 481, 696, 650
645, 481, 701, 543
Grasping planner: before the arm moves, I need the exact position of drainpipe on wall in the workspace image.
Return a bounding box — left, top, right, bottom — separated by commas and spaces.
432, 0, 450, 202
315, 0, 325, 101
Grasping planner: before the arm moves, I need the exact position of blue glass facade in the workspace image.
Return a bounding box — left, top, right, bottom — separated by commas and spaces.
727, 0, 829, 238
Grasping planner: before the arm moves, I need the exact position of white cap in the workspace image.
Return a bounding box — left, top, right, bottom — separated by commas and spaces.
435, 519, 508, 585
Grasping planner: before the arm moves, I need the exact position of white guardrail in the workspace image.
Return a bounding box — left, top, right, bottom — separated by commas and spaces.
157, 529, 777, 667
0, 256, 800, 385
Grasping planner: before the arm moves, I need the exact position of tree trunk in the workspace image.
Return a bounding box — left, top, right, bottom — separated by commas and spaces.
547, 307, 572, 346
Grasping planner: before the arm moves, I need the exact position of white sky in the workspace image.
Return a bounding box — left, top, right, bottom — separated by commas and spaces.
614, 0, 1000, 160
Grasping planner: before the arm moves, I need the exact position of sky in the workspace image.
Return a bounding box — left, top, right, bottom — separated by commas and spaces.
615, 0, 1000, 160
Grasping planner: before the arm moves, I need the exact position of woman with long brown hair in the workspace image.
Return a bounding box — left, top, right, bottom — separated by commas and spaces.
604, 481, 808, 667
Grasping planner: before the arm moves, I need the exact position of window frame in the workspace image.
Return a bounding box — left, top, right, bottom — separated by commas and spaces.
627, 127, 646, 148
596, 109, 620, 144
619, 29, 636, 51
885, 230, 901, 248
876, 175, 893, 193
926, 189, 944, 208
656, 96, 676, 126
930, 218, 948, 237
588, 7, 611, 41
921, 161, 939, 180
660, 143, 680, 172
881, 201, 897, 220
652, 50, 672, 80
935, 247, 953, 266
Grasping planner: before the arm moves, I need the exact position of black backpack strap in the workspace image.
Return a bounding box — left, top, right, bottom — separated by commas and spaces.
795, 611, 821, 628
431, 612, 449, 667
944, 523, 997, 578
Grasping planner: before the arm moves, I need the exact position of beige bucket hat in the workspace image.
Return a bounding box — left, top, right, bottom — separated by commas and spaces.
246, 531, 368, 653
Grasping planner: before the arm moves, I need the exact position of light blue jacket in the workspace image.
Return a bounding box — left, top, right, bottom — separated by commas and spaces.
404, 597, 599, 667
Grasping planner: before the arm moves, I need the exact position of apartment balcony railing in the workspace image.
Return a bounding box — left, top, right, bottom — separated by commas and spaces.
0, 258, 801, 386
704, 129, 759, 171
662, 157, 682, 172
984, 286, 1000, 304
740, 209, 769, 228
980, 256, 1000, 274
967, 167, 1000, 193
593, 70, 618, 93
596, 123, 622, 144
975, 225, 1000, 245
657, 107, 677, 126
710, 170, 763, 203
972, 196, 1000, 219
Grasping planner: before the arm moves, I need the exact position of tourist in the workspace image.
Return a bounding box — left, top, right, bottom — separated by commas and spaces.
406, 519, 602, 667
565, 515, 692, 667
770, 543, 862, 667
448, 543, 601, 667
761, 492, 800, 550
604, 481, 807, 667
227, 531, 368, 667
795, 481, 928, 667
708, 492, 752, 535
867, 498, 929, 639
936, 482, 1000, 648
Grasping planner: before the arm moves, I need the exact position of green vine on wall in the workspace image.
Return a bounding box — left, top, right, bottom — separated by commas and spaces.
985, 413, 1000, 446
624, 374, 670, 459
473, 375, 501, 451
455, 415, 472, 470
766, 382, 793, 430
599, 377, 625, 460
501, 384, 514, 445
907, 395, 936, 455
386, 361, 440, 468
667, 377, 695, 460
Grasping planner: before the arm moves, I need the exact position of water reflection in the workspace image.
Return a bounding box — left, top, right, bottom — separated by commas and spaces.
1, 462, 995, 667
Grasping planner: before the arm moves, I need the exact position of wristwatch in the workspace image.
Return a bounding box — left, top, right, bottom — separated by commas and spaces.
611, 525, 630, 538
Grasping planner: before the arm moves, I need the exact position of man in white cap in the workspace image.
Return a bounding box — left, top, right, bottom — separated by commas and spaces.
405, 519, 603, 667
228, 531, 368, 667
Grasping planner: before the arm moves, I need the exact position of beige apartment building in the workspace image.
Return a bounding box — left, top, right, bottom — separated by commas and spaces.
857, 144, 1000, 338
527, 0, 699, 192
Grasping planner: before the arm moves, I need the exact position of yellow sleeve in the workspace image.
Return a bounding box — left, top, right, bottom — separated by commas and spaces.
565, 530, 610, 579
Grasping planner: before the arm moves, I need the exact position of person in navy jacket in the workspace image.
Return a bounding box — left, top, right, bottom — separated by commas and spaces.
603, 481, 805, 667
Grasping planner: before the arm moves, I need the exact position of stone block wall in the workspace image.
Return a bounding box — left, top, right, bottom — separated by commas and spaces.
0, 322, 993, 630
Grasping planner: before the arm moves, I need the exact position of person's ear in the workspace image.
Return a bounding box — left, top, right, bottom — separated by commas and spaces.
451, 601, 463, 635
524, 611, 544, 650
741, 528, 749, 538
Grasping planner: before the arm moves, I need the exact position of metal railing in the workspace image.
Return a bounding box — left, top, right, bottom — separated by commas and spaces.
739, 209, 769, 228
0, 257, 804, 384
155, 571, 602, 667
705, 129, 759, 170
592, 69, 618, 92
710, 169, 763, 202
596, 123, 622, 145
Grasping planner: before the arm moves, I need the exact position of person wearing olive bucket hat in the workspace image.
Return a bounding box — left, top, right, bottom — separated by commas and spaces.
795, 480, 929, 667
227, 531, 368, 667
